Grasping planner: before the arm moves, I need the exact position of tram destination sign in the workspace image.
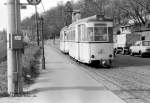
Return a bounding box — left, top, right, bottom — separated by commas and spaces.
27, 0, 41, 5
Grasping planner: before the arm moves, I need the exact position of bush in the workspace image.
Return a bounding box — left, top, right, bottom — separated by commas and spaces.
22, 43, 41, 84
0, 43, 41, 95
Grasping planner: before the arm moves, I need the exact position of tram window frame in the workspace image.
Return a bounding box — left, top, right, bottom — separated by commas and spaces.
63, 31, 66, 41
94, 26, 108, 41
87, 27, 94, 41
81, 24, 87, 41
60, 32, 63, 41
87, 26, 109, 42
68, 27, 75, 41
78, 25, 81, 41
108, 27, 113, 43
72, 30, 75, 41
66, 31, 69, 41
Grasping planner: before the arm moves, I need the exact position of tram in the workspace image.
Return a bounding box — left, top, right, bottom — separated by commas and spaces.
60, 14, 114, 67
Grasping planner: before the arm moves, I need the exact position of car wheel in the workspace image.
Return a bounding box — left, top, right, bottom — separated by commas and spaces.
122, 50, 125, 55
130, 50, 134, 56
139, 51, 144, 57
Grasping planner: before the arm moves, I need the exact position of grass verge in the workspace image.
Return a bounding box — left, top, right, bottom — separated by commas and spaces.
23, 43, 41, 85
0, 43, 41, 96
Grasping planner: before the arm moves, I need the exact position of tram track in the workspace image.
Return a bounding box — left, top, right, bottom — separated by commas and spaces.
69, 59, 150, 103
50, 44, 150, 103
78, 64, 150, 103
98, 69, 150, 89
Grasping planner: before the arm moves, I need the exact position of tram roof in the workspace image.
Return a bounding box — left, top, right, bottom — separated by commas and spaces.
61, 15, 113, 30
74, 15, 113, 24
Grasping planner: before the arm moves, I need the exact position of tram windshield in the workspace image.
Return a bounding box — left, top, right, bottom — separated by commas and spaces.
87, 27, 108, 41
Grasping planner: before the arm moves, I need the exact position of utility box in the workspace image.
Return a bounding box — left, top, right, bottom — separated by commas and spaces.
11, 34, 24, 49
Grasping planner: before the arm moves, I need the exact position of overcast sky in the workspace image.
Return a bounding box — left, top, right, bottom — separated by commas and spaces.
0, 0, 77, 31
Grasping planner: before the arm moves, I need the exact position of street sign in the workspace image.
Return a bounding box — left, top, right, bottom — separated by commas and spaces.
27, 0, 41, 5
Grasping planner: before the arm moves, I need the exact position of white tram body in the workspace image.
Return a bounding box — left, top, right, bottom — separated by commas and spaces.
60, 26, 69, 53
60, 15, 114, 66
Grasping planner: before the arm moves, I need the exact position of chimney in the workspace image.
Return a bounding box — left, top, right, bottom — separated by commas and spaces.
72, 10, 81, 22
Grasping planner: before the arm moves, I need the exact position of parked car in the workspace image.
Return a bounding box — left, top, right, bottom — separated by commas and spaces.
130, 40, 150, 57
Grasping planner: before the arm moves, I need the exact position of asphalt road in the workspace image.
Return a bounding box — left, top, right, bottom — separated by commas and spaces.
50, 40, 150, 103
78, 54, 150, 103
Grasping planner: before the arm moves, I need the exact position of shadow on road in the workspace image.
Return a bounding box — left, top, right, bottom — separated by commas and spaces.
27, 86, 106, 95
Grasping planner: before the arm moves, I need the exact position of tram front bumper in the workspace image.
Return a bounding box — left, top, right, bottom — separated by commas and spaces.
90, 59, 112, 66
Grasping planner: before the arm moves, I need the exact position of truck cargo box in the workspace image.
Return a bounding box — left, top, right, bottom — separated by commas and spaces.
116, 33, 141, 48
114, 33, 141, 54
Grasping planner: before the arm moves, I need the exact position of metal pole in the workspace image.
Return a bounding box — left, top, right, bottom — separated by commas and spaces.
41, 17, 45, 69
7, 0, 23, 96
35, 5, 39, 46
16, 0, 23, 94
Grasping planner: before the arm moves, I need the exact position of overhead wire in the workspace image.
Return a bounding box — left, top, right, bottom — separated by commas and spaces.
41, 1, 46, 13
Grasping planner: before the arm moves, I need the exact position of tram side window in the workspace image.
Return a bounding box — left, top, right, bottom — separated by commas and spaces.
87, 27, 94, 41
71, 31, 73, 40
68, 31, 70, 40
78, 25, 81, 41
66, 31, 69, 40
69, 31, 72, 41
63, 31, 67, 40
81, 24, 87, 41
108, 27, 113, 43
60, 32, 63, 41
72, 30, 75, 41
64, 31, 67, 40
94, 27, 108, 41
67, 29, 75, 41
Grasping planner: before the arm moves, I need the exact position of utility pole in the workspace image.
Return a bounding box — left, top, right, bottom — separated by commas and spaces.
35, 5, 39, 46
27, 0, 41, 46
7, 0, 23, 96
40, 17, 45, 70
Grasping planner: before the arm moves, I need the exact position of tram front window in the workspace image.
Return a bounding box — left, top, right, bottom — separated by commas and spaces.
87, 27, 108, 41
94, 27, 108, 41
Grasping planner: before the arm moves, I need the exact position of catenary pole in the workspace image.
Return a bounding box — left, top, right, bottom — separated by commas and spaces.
35, 5, 39, 46
7, 0, 23, 96
41, 17, 45, 70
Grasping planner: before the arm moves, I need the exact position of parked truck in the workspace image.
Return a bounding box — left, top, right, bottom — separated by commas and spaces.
114, 33, 141, 55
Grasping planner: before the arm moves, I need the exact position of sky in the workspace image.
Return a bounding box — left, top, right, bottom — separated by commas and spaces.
0, 0, 77, 31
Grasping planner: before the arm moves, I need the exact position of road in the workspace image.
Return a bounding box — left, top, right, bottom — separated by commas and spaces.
50, 40, 150, 103
72, 54, 150, 103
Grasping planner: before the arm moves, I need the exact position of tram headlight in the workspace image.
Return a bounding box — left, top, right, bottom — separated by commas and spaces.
91, 55, 95, 58
102, 60, 106, 65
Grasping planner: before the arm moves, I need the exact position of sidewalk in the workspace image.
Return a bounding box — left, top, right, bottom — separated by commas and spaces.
0, 44, 126, 103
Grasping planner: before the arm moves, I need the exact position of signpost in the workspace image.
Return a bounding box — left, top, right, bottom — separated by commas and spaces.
39, 17, 45, 70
